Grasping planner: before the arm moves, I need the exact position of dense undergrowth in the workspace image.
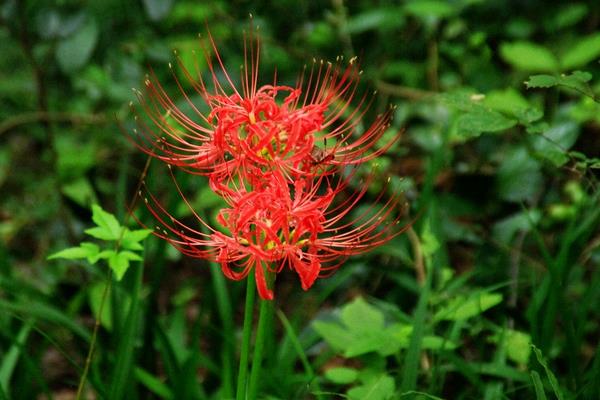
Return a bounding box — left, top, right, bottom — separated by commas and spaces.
1, 1, 599, 399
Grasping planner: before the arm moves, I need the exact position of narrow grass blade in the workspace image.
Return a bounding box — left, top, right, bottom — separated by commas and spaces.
532, 345, 564, 400
0, 383, 7, 400
0, 319, 33, 393
277, 309, 323, 399
108, 261, 144, 399
531, 371, 548, 400
0, 299, 90, 341
400, 272, 431, 391
134, 367, 174, 399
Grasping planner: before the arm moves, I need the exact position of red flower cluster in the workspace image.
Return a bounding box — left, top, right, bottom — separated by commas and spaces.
130, 30, 405, 299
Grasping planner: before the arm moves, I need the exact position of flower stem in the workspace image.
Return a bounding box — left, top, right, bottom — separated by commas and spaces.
236, 272, 256, 400
210, 265, 235, 398
248, 295, 272, 399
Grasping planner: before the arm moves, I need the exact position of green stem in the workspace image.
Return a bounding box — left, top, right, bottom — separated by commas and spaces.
248, 296, 272, 399
109, 260, 144, 400
210, 265, 235, 398
277, 309, 323, 399
236, 273, 256, 400
76, 274, 112, 400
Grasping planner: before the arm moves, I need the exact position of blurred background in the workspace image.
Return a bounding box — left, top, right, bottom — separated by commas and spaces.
1, 0, 600, 399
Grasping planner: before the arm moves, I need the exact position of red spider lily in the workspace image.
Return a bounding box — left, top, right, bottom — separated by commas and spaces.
130, 28, 407, 299
128, 29, 399, 190
141, 168, 405, 300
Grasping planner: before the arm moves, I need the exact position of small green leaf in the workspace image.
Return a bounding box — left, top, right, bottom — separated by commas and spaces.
48, 242, 99, 261
531, 121, 579, 167
526, 75, 559, 89
325, 367, 359, 384
121, 228, 153, 251
314, 301, 399, 358
434, 292, 503, 321
569, 70, 592, 83
84, 227, 117, 241
492, 209, 542, 244
108, 251, 142, 280
505, 330, 531, 365
88, 282, 112, 331
500, 42, 558, 72
61, 178, 97, 207
456, 108, 517, 138
421, 336, 457, 350
558, 71, 594, 94
497, 146, 543, 203
526, 71, 593, 95
347, 374, 395, 400
56, 19, 98, 73
484, 88, 530, 114
420, 219, 439, 259
313, 320, 352, 352
142, 0, 174, 21
341, 298, 385, 333
561, 33, 600, 69
404, 1, 455, 19
344, 7, 405, 34
88, 204, 123, 241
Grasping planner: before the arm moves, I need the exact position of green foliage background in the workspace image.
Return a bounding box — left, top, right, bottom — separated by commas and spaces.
1, 0, 600, 399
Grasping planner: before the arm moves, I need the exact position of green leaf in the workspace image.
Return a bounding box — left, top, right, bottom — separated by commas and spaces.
531, 371, 548, 400
314, 300, 407, 358
561, 33, 600, 69
404, 1, 455, 19
84, 227, 116, 241
545, 3, 587, 31
88, 282, 112, 331
134, 367, 174, 399
345, 7, 405, 34
484, 88, 543, 124
500, 42, 558, 72
88, 204, 123, 241
484, 88, 530, 113
492, 209, 542, 244
526, 71, 593, 95
341, 297, 385, 333
61, 178, 97, 207
399, 391, 445, 400
109, 251, 142, 280
56, 19, 99, 73
0, 320, 33, 393
420, 219, 440, 259
531, 345, 565, 400
526, 75, 559, 89
121, 228, 153, 251
505, 330, 531, 365
421, 336, 457, 350
434, 292, 503, 321
325, 367, 359, 384
531, 121, 580, 167
558, 71, 594, 94
497, 146, 543, 203
347, 374, 395, 400
47, 242, 99, 261
456, 108, 517, 138
142, 0, 174, 21
312, 320, 353, 353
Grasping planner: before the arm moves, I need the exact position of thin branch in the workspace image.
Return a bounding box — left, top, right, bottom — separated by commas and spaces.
374, 80, 436, 101
0, 111, 107, 136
